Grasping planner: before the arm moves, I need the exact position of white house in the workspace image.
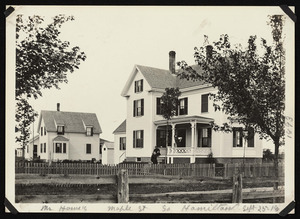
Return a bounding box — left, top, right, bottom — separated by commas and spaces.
36, 104, 102, 162
113, 51, 263, 164
102, 142, 115, 165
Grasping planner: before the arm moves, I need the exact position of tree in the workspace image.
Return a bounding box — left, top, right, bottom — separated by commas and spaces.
178, 15, 285, 185
263, 149, 275, 162
160, 88, 181, 148
16, 14, 87, 158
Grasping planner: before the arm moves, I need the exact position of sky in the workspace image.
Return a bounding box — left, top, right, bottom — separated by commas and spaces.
8, 6, 293, 151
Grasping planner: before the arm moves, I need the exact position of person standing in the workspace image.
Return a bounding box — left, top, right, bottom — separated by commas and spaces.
151, 146, 161, 164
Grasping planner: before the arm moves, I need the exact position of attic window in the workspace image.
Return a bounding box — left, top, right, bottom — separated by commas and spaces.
135, 79, 143, 93
86, 127, 93, 136
57, 125, 64, 135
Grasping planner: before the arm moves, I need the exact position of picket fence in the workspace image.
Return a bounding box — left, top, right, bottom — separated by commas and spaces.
15, 162, 284, 178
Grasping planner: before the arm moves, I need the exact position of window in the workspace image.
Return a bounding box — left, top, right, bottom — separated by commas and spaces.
134, 79, 143, 93
86, 127, 93, 136
120, 137, 126, 150
133, 130, 144, 148
198, 128, 211, 147
86, 144, 91, 154
55, 143, 62, 153
133, 99, 144, 117
201, 94, 209, 113
55, 143, 66, 153
44, 128, 46, 136
41, 127, 43, 136
44, 143, 46, 153
156, 98, 162, 115
137, 157, 142, 162
233, 128, 243, 147
247, 127, 255, 147
179, 98, 188, 115
40, 143, 43, 153
57, 125, 64, 135
156, 129, 172, 147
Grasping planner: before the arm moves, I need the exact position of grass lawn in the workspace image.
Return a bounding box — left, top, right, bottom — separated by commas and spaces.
15, 174, 284, 203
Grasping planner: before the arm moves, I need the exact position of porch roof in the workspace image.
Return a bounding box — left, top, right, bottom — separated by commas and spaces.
154, 115, 214, 125
52, 136, 69, 142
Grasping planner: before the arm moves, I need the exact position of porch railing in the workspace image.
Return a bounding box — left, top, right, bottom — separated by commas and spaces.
167, 146, 211, 156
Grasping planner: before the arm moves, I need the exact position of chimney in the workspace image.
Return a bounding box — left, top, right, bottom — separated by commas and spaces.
57, 103, 60, 111
206, 45, 213, 59
169, 51, 176, 74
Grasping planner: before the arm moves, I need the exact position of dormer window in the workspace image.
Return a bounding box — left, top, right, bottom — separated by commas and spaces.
134, 79, 143, 93
57, 125, 64, 135
86, 127, 93, 136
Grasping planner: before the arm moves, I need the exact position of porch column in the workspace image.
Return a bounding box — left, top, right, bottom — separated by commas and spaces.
190, 121, 196, 148
171, 123, 176, 148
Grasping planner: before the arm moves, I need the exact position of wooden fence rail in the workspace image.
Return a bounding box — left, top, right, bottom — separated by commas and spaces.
15, 162, 284, 178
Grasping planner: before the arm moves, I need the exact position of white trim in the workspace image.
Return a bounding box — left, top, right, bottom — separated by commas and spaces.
121, 65, 138, 97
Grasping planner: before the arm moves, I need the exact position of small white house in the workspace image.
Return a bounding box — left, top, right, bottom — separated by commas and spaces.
36, 104, 102, 162
102, 142, 115, 165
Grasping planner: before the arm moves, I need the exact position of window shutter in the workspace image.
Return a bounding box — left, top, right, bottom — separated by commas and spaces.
141, 130, 144, 148
201, 94, 208, 112
184, 98, 188, 114
91, 127, 94, 136
133, 100, 136, 117
233, 129, 236, 147
134, 81, 137, 92
141, 99, 144, 116
141, 79, 143, 92
63, 143, 66, 153
119, 137, 122, 150
62, 126, 65, 135
157, 98, 161, 115
133, 131, 136, 148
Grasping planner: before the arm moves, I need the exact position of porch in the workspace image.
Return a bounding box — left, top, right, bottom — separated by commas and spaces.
154, 115, 214, 162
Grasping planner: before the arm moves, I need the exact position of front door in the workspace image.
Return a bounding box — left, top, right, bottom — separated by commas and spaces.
176, 129, 186, 147
33, 145, 38, 158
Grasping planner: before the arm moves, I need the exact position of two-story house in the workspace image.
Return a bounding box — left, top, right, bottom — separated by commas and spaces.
114, 51, 263, 164
36, 104, 102, 162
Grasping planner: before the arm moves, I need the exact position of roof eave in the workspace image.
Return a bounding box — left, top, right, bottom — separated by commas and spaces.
121, 65, 138, 97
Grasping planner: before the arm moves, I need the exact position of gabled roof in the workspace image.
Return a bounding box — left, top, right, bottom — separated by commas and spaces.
38, 110, 102, 134
121, 64, 207, 96
113, 120, 126, 134
137, 65, 176, 89
100, 138, 113, 144
103, 142, 114, 149
53, 136, 69, 141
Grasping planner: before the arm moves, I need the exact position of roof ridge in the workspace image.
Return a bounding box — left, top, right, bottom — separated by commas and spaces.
136, 64, 170, 72
41, 110, 97, 115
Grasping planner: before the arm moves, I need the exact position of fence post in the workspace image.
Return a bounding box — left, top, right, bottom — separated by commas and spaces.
232, 173, 243, 203
117, 169, 129, 203
224, 163, 227, 178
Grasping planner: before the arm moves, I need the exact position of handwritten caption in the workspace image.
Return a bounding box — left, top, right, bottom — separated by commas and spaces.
41, 204, 280, 213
